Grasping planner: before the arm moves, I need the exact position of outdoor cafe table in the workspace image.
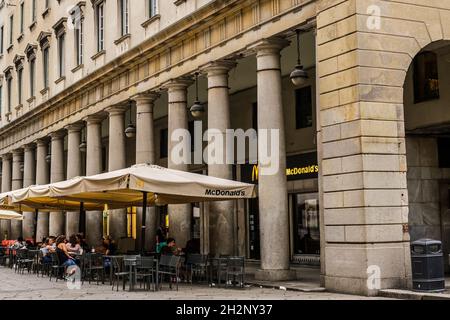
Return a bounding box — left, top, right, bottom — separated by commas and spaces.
123, 256, 159, 292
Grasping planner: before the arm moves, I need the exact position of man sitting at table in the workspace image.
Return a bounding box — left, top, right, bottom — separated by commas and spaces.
161, 238, 182, 256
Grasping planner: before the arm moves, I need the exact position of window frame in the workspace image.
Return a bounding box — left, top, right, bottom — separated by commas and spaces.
96, 1, 105, 52
295, 86, 313, 130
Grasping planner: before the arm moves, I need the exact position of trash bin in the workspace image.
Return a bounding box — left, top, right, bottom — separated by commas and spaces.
411, 239, 445, 292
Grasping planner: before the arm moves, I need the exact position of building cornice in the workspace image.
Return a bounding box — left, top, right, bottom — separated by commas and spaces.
0, 0, 317, 154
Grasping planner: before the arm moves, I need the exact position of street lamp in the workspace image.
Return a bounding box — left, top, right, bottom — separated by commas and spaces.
79, 127, 87, 153
189, 72, 205, 118
290, 29, 308, 87
125, 102, 136, 138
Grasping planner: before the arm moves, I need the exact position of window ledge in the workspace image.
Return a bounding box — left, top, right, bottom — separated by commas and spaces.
17, 33, 24, 43
40, 87, 49, 95
141, 14, 161, 28
174, 0, 186, 5
26, 96, 36, 103
91, 50, 106, 60
71, 64, 84, 73
6, 44, 13, 53
114, 33, 131, 45
42, 7, 50, 18
15, 104, 23, 111
29, 20, 37, 31
55, 76, 65, 84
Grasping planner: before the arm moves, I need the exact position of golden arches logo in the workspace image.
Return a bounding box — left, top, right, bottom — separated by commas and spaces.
251, 165, 259, 182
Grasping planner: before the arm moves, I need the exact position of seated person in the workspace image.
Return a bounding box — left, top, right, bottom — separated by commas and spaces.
11, 237, 27, 250
40, 237, 56, 264
160, 238, 182, 256
55, 235, 77, 280
102, 236, 117, 272
66, 235, 83, 255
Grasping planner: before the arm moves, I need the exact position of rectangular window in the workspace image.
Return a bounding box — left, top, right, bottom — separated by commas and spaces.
43, 47, 49, 88
20, 2, 24, 34
96, 2, 105, 52
18, 68, 23, 105
438, 138, 450, 168
252, 102, 258, 130
30, 58, 35, 97
7, 77, 12, 112
45, 0, 49, 9
0, 86, 3, 115
295, 86, 313, 129
58, 33, 65, 77
120, 0, 129, 36
9, 15, 13, 45
0, 26, 4, 54
32, 0, 36, 22
414, 51, 440, 103
149, 0, 157, 17
160, 128, 168, 158
75, 19, 83, 65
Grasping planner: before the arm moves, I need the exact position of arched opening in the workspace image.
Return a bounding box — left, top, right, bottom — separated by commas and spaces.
404, 40, 450, 271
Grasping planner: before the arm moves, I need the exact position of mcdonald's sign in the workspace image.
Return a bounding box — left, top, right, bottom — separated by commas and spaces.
241, 152, 319, 183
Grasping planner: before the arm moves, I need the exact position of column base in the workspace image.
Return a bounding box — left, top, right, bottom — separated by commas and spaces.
324, 275, 412, 296
254, 269, 296, 281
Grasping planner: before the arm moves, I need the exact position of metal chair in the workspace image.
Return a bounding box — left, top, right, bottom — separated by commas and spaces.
158, 255, 181, 291
49, 252, 65, 282
82, 253, 105, 285
111, 257, 130, 291
225, 256, 245, 288
15, 249, 34, 274
135, 256, 156, 291
186, 254, 208, 284
0, 247, 7, 266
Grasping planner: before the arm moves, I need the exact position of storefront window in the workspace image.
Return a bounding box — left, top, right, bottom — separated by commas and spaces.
293, 195, 320, 255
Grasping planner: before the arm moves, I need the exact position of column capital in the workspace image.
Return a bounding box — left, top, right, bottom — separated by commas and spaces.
131, 92, 160, 105
12, 149, 24, 157
24, 143, 36, 151
200, 59, 237, 76
49, 130, 66, 141
65, 122, 84, 133
84, 113, 105, 125
161, 77, 194, 92
36, 138, 49, 147
105, 104, 128, 116
248, 37, 290, 56
1, 153, 12, 160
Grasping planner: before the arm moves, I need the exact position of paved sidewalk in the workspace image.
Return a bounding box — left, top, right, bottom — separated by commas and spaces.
0, 267, 390, 300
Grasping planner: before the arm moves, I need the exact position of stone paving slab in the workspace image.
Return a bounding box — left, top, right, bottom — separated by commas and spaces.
0, 267, 391, 300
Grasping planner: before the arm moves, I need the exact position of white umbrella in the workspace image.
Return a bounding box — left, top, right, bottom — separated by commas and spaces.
0, 210, 23, 220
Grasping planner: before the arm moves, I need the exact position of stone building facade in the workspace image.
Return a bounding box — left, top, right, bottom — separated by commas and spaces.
0, 0, 449, 296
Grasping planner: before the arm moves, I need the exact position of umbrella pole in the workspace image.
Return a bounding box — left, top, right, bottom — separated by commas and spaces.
79, 202, 85, 235
34, 209, 39, 244
141, 191, 148, 255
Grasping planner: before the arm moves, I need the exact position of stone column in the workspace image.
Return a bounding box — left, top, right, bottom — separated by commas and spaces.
11, 149, 24, 240
66, 123, 83, 237
0, 154, 12, 240
164, 78, 193, 249
35, 139, 50, 242
85, 114, 104, 247
202, 60, 236, 256
49, 131, 66, 236
252, 38, 294, 281
106, 105, 128, 241
316, 5, 411, 295
22, 144, 36, 240
133, 93, 160, 251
